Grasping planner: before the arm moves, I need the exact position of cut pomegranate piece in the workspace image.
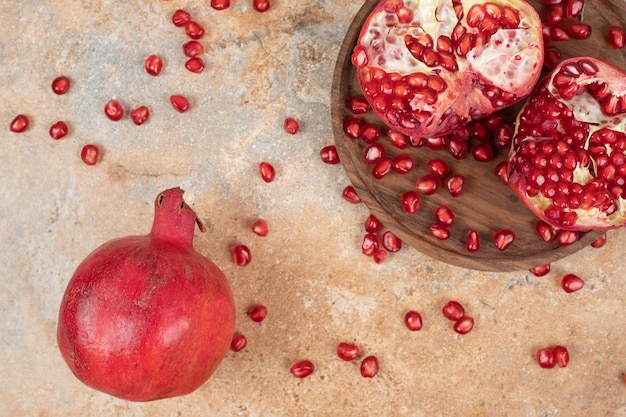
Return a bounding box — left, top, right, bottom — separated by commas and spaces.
536, 347, 556, 368
185, 57, 205, 73
453, 316, 474, 334
259, 162, 275, 183
253, 0, 270, 12
342, 185, 362, 204
130, 106, 150, 126
466, 230, 480, 252
145, 55, 163, 76
51, 76, 70, 95
553, 345, 569, 368
185, 21, 205, 40
320, 145, 340, 164
608, 26, 625, 49
172, 9, 190, 27
233, 245, 251, 266
352, 0, 544, 138
211, 0, 231, 10
9, 114, 29, 133
404, 310, 423, 331
290, 360, 314, 378
252, 219, 269, 237
381, 230, 402, 252
81, 144, 100, 166
183, 40, 205, 57
248, 305, 267, 322
170, 95, 190, 113
284, 117, 299, 134
529, 264, 551, 276
561, 273, 584, 293
104, 99, 124, 121
442, 300, 465, 321
493, 229, 515, 251
401, 191, 421, 214
336, 342, 360, 361
360, 355, 379, 378
49, 121, 69, 140
230, 333, 247, 352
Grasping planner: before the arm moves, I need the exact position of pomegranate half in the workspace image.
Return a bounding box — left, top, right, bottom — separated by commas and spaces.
507, 57, 626, 231
57, 187, 236, 401
351, 0, 544, 138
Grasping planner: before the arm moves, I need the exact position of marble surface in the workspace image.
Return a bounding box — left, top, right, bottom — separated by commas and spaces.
1, 1, 625, 416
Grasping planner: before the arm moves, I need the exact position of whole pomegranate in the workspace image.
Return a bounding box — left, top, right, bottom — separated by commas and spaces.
57, 187, 236, 401
507, 57, 626, 231
351, 0, 544, 138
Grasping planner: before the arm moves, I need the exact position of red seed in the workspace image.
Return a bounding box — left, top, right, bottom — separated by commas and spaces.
556, 229, 579, 246
342, 185, 361, 204
381, 230, 402, 252
566, 23, 591, 40
493, 229, 515, 251
536, 348, 556, 368
442, 300, 465, 321
346, 96, 370, 114
365, 214, 383, 233
336, 342, 360, 361
185, 21, 205, 40
372, 158, 393, 179
51, 76, 70, 95
392, 154, 414, 174
388, 130, 409, 149
252, 219, 269, 236
248, 305, 267, 322
172, 9, 191, 27
453, 316, 474, 334
104, 99, 124, 121
362, 233, 379, 256
170, 95, 190, 113
259, 162, 275, 183
565, 0, 584, 18
253, 0, 271, 12
429, 224, 450, 240
549, 26, 569, 42
416, 173, 440, 195
553, 345, 569, 368
360, 355, 379, 378
183, 40, 205, 57
404, 310, 423, 331
364, 143, 386, 164
185, 57, 205, 73
373, 249, 388, 264
343, 117, 364, 139
434, 205, 455, 226
529, 264, 551, 277
9, 114, 30, 133
361, 124, 381, 143
472, 142, 494, 162
233, 245, 251, 266
608, 26, 625, 49
427, 159, 450, 179
284, 117, 300, 134
49, 121, 69, 140
401, 191, 421, 214
81, 144, 100, 166
535, 221, 556, 241
230, 333, 247, 352
320, 145, 340, 164
211, 0, 231, 10
446, 175, 465, 197
561, 273, 584, 293
130, 106, 150, 126
590, 233, 607, 248
144, 55, 163, 76
290, 360, 314, 378
466, 230, 480, 252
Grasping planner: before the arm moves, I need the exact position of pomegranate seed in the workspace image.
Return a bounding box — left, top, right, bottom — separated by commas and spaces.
372, 158, 392, 179
252, 219, 269, 236
535, 221, 556, 241
360, 355, 379, 378
565, 0, 584, 18
453, 316, 474, 334
434, 205, 455, 226
365, 214, 383, 233
290, 360, 314, 378
556, 230, 579, 246
284, 117, 300, 134
233, 245, 251, 266
9, 114, 29, 133
608, 26, 625, 49
401, 191, 421, 214
51, 76, 70, 95
494, 161, 508, 184
549, 26, 569, 42
561, 273, 584, 293
427, 159, 450, 179
248, 305, 267, 322
472, 142, 494, 162
211, 0, 230, 10
320, 145, 340, 164
130, 106, 150, 126
429, 224, 450, 240
446, 175, 465, 197
553, 345, 569, 368
259, 162, 275, 183
590, 233, 607, 248
172, 9, 190, 27
493, 229, 515, 251
381, 230, 402, 252
342, 185, 361, 204
529, 264, 551, 277
362, 233, 379, 256
416, 173, 440, 195
536, 348, 556, 368
466, 230, 480, 252
230, 333, 247, 352
183, 40, 205, 57
388, 130, 409, 149
144, 54, 163, 76
170, 95, 190, 113
567, 23, 591, 40
81, 144, 100, 166
343, 117, 364, 139
392, 154, 414, 174
49, 121, 69, 140
404, 310, 423, 331
185, 57, 205, 73
253, 0, 271, 12
104, 99, 124, 121
544, 46, 562, 69
442, 300, 465, 321
185, 21, 205, 40
361, 124, 381, 143
373, 249, 388, 264
336, 342, 360, 361
346, 96, 370, 114
364, 143, 386, 164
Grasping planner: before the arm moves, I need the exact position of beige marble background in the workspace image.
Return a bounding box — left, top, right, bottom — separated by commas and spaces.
1, 1, 625, 416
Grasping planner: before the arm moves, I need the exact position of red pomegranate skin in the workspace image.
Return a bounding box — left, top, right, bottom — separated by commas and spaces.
57, 187, 236, 402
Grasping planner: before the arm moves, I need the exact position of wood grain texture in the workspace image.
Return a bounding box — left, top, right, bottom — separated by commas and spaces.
331, 0, 625, 271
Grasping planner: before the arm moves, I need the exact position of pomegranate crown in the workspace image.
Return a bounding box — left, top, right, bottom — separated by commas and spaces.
150, 187, 206, 246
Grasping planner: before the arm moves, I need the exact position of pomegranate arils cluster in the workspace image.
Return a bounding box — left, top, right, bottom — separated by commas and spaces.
536, 345, 569, 368
442, 300, 474, 334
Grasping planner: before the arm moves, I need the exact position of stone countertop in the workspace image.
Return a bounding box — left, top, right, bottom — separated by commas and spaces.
1, 1, 625, 416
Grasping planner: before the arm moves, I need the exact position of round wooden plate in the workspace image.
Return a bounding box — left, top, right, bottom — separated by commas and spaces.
331, 0, 625, 271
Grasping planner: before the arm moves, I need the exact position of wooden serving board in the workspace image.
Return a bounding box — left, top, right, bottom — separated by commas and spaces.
331, 0, 625, 271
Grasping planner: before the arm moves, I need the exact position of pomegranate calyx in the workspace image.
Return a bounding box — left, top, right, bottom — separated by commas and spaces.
150, 187, 206, 248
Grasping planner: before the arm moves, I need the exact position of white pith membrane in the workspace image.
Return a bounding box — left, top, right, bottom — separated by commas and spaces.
356, 0, 543, 136
511, 63, 626, 230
